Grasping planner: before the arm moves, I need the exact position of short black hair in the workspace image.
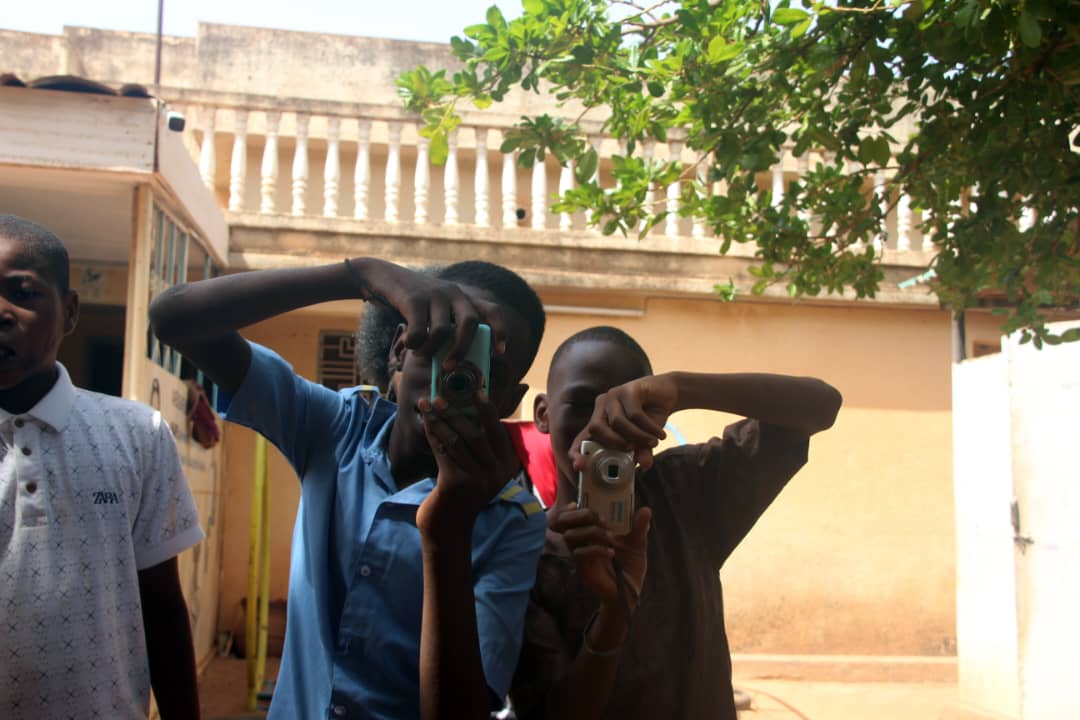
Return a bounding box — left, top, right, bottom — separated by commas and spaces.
356, 301, 406, 392
355, 261, 546, 389
0, 215, 70, 295
435, 261, 545, 374
549, 326, 652, 382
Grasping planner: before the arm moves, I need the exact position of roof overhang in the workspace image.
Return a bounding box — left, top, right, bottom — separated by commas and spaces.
0, 85, 227, 266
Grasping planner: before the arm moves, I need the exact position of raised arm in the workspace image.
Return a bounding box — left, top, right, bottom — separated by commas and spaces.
149, 258, 512, 392
415, 395, 540, 720
572, 372, 842, 469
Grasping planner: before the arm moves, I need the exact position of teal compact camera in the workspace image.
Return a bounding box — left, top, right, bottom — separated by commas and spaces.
430, 323, 492, 412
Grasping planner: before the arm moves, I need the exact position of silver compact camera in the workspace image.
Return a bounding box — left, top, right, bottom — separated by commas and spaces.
578, 440, 636, 535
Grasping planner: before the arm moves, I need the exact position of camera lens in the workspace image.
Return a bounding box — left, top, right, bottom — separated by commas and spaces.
606, 463, 620, 480
441, 363, 480, 406
446, 371, 475, 395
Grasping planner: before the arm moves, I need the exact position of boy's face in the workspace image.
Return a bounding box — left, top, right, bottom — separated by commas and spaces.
0, 235, 78, 391
535, 339, 649, 486
389, 285, 532, 460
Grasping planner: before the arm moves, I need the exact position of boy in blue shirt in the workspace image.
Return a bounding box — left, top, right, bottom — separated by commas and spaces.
150, 257, 547, 720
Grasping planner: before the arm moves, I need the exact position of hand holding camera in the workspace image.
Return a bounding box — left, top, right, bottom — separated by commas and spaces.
571, 374, 678, 472
417, 325, 519, 535
344, 257, 511, 362
549, 502, 651, 616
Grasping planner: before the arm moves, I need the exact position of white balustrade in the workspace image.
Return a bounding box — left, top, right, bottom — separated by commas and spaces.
292, 113, 310, 216
354, 119, 371, 220
531, 156, 547, 231
559, 160, 574, 231
385, 121, 402, 223
444, 129, 459, 225
641, 140, 655, 233
414, 132, 430, 225
896, 191, 912, 251
474, 128, 490, 228
692, 157, 708, 238
502, 142, 518, 228
260, 111, 280, 214
588, 135, 603, 230
796, 154, 810, 228
199, 107, 216, 192
665, 139, 683, 237
1019, 205, 1036, 231
178, 99, 942, 265
228, 110, 248, 212
771, 152, 785, 208
323, 117, 341, 218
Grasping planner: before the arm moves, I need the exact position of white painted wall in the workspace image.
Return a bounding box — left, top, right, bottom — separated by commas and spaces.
1006, 329, 1080, 720
953, 349, 1021, 717
953, 322, 1080, 719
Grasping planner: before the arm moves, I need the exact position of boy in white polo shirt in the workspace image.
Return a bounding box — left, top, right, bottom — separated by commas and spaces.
0, 215, 204, 719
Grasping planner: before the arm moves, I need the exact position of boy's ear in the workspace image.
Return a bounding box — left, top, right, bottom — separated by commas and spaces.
386, 323, 407, 374
533, 392, 551, 434
496, 383, 529, 419
62, 290, 79, 336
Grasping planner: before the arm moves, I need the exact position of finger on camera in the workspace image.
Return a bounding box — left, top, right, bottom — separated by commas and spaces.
474, 299, 510, 355
563, 525, 615, 551
418, 301, 454, 358
550, 507, 603, 534
402, 296, 433, 350
634, 447, 657, 470
602, 395, 664, 440
445, 297, 480, 366
581, 421, 634, 452
572, 545, 616, 563
617, 398, 667, 439
605, 413, 662, 449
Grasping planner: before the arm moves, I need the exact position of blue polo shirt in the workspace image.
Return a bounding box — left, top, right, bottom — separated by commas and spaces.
221, 343, 546, 719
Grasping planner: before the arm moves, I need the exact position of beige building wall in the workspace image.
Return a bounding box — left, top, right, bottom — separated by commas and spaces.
217, 295, 962, 657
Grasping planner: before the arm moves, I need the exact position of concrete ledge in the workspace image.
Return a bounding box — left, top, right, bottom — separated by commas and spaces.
732, 653, 958, 683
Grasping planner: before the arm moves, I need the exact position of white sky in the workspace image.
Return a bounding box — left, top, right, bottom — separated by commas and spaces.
3, 0, 522, 44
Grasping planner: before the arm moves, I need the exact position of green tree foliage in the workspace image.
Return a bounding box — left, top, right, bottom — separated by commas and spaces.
398, 0, 1080, 345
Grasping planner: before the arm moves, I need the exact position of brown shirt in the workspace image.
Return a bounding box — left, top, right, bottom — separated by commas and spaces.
510, 419, 809, 720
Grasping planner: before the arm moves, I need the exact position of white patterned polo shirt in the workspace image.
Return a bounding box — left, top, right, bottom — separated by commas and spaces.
0, 364, 204, 719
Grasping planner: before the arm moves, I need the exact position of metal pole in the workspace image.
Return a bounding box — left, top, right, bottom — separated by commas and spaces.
154, 0, 164, 91
246, 435, 268, 709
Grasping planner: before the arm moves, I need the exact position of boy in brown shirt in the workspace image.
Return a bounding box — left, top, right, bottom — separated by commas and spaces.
510, 326, 842, 720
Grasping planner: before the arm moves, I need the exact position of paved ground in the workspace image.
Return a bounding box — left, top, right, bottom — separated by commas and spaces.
736, 679, 958, 719
199, 656, 961, 720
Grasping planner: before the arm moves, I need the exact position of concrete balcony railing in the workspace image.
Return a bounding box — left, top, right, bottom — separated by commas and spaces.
164, 88, 939, 302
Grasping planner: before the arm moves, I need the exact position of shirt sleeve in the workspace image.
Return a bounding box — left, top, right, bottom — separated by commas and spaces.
132, 409, 205, 570
218, 341, 360, 477
473, 502, 548, 701
674, 419, 810, 567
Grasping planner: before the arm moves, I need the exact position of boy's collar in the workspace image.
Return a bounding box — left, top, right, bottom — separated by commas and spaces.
0, 364, 75, 430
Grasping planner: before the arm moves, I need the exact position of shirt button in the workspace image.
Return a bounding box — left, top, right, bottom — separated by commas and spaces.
331, 704, 347, 717
13, 419, 24, 428
359, 565, 372, 577
21, 447, 31, 456
26, 482, 37, 494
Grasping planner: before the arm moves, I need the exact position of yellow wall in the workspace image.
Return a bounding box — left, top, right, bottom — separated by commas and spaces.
218, 296, 961, 656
